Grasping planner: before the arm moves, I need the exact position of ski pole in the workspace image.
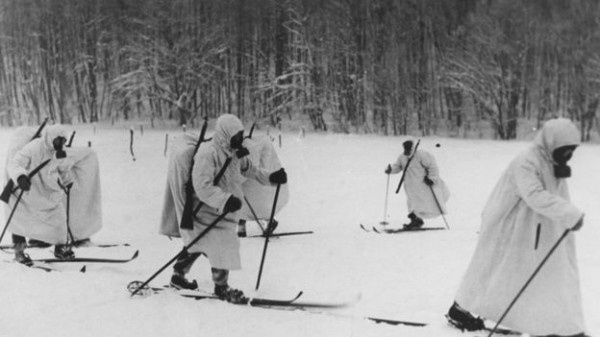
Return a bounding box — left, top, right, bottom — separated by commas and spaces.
395, 139, 420, 194
243, 195, 267, 233
0, 190, 25, 244
255, 182, 282, 290
59, 181, 76, 244
428, 185, 449, 229
130, 211, 229, 297
487, 229, 571, 337
381, 173, 391, 225
0, 159, 52, 242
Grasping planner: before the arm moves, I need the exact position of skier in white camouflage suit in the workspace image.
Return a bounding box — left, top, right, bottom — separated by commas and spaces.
4, 124, 103, 264
385, 139, 449, 229
447, 118, 589, 337
160, 114, 287, 303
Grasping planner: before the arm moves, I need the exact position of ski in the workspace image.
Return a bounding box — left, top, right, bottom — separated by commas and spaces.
359, 224, 372, 232
365, 316, 427, 327
128, 281, 354, 309
74, 242, 131, 248
0, 242, 130, 251
33, 250, 139, 264
247, 231, 314, 238
5, 260, 87, 273
128, 282, 304, 305
360, 224, 445, 233
364, 315, 519, 335
372, 226, 446, 234
446, 315, 521, 336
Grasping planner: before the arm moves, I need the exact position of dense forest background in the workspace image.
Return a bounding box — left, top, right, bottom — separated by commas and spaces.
1, 0, 600, 140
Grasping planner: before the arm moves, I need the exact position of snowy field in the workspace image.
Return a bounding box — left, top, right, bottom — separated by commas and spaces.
0, 124, 598, 337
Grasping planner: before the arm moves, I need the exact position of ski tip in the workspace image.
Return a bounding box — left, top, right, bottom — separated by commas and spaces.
131, 250, 140, 259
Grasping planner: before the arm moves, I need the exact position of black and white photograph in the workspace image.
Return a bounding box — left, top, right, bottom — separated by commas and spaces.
0, 1, 599, 336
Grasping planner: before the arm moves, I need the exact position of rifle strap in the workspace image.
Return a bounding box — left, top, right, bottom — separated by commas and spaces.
213, 157, 232, 186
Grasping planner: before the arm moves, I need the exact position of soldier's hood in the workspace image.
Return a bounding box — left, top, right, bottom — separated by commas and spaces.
403, 137, 417, 156
534, 118, 580, 161
43, 124, 69, 150
213, 114, 244, 152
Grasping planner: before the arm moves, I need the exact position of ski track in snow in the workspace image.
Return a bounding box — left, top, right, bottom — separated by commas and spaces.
0, 125, 598, 337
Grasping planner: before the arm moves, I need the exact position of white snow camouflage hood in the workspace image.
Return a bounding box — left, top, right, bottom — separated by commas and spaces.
534, 118, 580, 163
43, 124, 69, 151
213, 114, 244, 153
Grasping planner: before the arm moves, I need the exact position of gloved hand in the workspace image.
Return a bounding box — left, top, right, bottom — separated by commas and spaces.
223, 195, 242, 213
424, 176, 434, 186
572, 216, 584, 231
384, 164, 392, 174
17, 175, 31, 191
269, 168, 287, 184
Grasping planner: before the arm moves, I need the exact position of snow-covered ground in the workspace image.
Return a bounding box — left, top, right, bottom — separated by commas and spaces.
0, 124, 598, 337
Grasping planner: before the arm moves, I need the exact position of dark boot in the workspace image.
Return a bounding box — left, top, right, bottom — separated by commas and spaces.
214, 284, 247, 304
211, 267, 246, 303
446, 302, 485, 331
170, 273, 198, 290
264, 219, 278, 236
404, 213, 424, 230
14, 242, 33, 266
54, 244, 75, 260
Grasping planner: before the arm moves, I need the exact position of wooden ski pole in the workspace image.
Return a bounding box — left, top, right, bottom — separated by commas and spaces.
243, 196, 267, 233
428, 185, 450, 229
255, 183, 282, 290
130, 211, 229, 297
487, 229, 571, 337
0, 190, 25, 244
381, 173, 391, 225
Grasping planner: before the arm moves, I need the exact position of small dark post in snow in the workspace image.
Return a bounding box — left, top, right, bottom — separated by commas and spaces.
278, 122, 282, 147
129, 128, 136, 161
164, 134, 169, 157
140, 124, 144, 136
88, 141, 91, 147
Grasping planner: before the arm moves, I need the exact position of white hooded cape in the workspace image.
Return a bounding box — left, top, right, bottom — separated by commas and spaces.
3, 125, 102, 244
159, 115, 272, 270
454, 118, 585, 336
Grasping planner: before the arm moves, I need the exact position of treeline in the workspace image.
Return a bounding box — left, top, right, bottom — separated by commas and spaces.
1, 0, 600, 140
